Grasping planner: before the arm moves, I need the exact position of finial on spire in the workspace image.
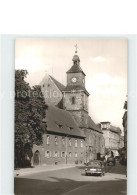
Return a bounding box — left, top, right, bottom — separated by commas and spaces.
74, 44, 78, 53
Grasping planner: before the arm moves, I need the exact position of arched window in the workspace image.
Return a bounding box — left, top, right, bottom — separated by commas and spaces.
80, 140, 83, 148
75, 152, 78, 158
62, 137, 65, 146
72, 97, 75, 104
33, 150, 40, 166
47, 135, 50, 145
69, 152, 72, 157
69, 138, 71, 146
75, 139, 78, 147
45, 151, 51, 158
55, 136, 58, 145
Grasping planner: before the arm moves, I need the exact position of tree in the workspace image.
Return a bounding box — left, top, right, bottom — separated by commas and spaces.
15, 70, 47, 168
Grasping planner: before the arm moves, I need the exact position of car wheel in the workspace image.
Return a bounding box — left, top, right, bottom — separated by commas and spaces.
100, 173, 103, 177
86, 173, 88, 176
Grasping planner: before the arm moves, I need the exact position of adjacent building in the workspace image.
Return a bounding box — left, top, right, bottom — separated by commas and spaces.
122, 101, 127, 151
32, 105, 86, 166
119, 135, 124, 149
121, 100, 127, 165
98, 121, 122, 157
32, 51, 105, 166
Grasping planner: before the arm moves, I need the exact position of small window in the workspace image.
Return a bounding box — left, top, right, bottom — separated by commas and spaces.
56, 122, 63, 128
69, 152, 72, 157
62, 137, 65, 146
103, 124, 107, 128
72, 97, 75, 104
75, 152, 78, 158
54, 151, 58, 158
58, 124, 63, 128
68, 126, 73, 131
55, 136, 58, 145
69, 138, 72, 147
47, 135, 50, 145
45, 151, 50, 158
106, 124, 109, 128
61, 152, 65, 158
80, 140, 83, 148
75, 139, 78, 147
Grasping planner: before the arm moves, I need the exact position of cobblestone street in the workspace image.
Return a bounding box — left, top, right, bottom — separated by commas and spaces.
15, 162, 126, 195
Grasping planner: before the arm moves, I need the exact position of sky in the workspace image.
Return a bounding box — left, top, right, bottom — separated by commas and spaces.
15, 38, 127, 132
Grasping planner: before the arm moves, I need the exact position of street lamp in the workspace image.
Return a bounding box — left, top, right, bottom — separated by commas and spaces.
66, 134, 69, 164
86, 146, 88, 164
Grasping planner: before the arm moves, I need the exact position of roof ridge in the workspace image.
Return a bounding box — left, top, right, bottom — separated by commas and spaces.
46, 105, 85, 138
88, 116, 103, 133
49, 75, 65, 91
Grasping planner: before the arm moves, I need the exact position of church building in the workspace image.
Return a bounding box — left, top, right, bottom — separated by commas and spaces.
32, 49, 105, 166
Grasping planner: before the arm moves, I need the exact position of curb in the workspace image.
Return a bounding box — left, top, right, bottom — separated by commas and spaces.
14, 165, 76, 177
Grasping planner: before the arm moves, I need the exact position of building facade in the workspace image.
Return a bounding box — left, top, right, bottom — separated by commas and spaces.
119, 135, 124, 149
32, 105, 86, 166
121, 100, 127, 165
99, 121, 122, 157
32, 51, 105, 166
122, 101, 127, 151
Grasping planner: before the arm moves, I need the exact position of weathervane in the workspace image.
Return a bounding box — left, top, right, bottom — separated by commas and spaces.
74, 44, 78, 53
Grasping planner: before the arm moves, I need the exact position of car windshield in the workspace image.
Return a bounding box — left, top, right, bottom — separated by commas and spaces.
108, 157, 114, 160
87, 162, 101, 167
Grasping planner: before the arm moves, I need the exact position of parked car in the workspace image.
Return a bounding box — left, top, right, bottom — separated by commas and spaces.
107, 157, 115, 166
115, 156, 120, 161
85, 160, 105, 176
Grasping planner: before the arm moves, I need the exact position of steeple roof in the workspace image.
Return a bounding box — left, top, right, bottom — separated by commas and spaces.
67, 64, 86, 76
67, 54, 86, 76
72, 54, 80, 62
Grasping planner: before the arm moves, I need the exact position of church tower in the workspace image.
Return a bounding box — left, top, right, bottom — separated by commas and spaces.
63, 46, 89, 128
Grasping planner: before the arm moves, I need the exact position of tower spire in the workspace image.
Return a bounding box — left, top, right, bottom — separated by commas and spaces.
74, 44, 78, 53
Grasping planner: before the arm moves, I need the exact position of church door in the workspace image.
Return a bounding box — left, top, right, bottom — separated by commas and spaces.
97, 152, 101, 160
33, 151, 40, 166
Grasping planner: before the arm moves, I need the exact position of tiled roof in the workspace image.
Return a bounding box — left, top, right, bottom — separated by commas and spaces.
49, 75, 65, 92
96, 123, 101, 129
88, 116, 103, 133
46, 105, 85, 138
100, 121, 110, 124
57, 98, 64, 109
110, 125, 121, 134
67, 64, 86, 76
63, 85, 90, 96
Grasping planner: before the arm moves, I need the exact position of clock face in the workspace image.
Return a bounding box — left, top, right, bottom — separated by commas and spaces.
72, 77, 77, 83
